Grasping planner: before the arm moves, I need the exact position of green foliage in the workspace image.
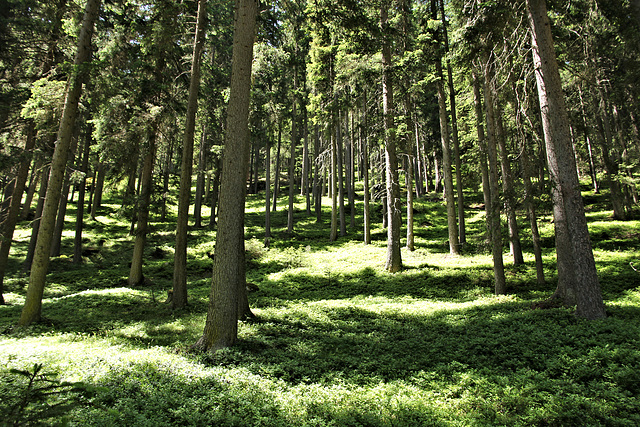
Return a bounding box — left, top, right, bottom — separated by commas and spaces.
0, 363, 104, 426
1, 191, 640, 425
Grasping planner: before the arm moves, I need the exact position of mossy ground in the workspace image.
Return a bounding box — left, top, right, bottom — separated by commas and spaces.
1, 186, 639, 426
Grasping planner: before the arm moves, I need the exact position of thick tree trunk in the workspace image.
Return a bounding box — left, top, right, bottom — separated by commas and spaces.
382, 3, 402, 272
527, 0, 606, 319
172, 0, 207, 309
196, 0, 257, 353
18, 0, 100, 326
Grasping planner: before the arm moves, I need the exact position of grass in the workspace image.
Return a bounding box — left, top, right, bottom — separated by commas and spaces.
1, 185, 639, 426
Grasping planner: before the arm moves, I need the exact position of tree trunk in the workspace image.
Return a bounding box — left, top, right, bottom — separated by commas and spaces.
172, 0, 207, 309
195, 0, 257, 353
21, 158, 40, 220
0, 123, 36, 304
50, 167, 72, 257
471, 68, 493, 245
313, 125, 322, 223
330, 121, 338, 241
440, 0, 465, 245
18, 0, 100, 326
287, 72, 298, 235
73, 123, 92, 264
435, 59, 459, 255
381, 2, 402, 272
482, 57, 507, 295
362, 99, 371, 245
194, 125, 208, 228
265, 132, 271, 240
494, 100, 524, 265
128, 134, 156, 287
91, 161, 105, 220
272, 123, 281, 212
337, 109, 346, 237
526, 0, 606, 319
24, 166, 49, 271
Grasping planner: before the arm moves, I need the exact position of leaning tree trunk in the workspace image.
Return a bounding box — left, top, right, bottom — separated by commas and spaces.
526, 0, 606, 319
18, 0, 101, 326
381, 2, 402, 272
0, 123, 36, 304
24, 166, 49, 271
195, 0, 257, 353
172, 0, 207, 309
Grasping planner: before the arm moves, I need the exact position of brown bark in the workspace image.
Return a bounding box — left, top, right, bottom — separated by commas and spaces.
527, 0, 606, 319
382, 2, 402, 272
18, 0, 101, 326
0, 123, 36, 303
196, 0, 257, 352
172, 0, 207, 309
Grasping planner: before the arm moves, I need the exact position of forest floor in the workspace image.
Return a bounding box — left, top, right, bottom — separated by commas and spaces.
1, 186, 639, 426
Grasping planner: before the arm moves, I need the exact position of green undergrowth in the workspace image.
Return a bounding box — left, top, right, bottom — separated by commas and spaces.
1, 188, 640, 426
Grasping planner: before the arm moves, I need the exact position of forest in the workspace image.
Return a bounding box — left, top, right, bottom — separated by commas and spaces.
1, 0, 639, 425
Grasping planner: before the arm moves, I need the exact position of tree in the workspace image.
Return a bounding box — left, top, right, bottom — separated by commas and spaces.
172, 0, 208, 309
18, 0, 101, 326
526, 0, 606, 319
381, 1, 402, 272
195, 0, 257, 352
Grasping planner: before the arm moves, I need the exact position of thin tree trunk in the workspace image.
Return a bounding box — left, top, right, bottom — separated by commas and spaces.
128, 133, 156, 287
287, 72, 298, 235
24, 166, 49, 271
91, 161, 105, 220
337, 110, 346, 237
362, 97, 371, 245
313, 125, 322, 223
265, 130, 271, 240
172, 0, 207, 309
18, 0, 100, 326
272, 123, 281, 212
73, 123, 92, 264
0, 123, 36, 303
21, 158, 40, 220
440, 0, 465, 245
482, 57, 507, 295
471, 68, 493, 246
494, 100, 524, 265
194, 125, 208, 228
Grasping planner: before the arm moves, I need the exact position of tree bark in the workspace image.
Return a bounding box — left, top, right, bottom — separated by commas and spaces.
18, 0, 101, 326
73, 123, 92, 264
0, 123, 36, 304
381, 2, 402, 272
172, 0, 207, 309
128, 133, 156, 286
196, 0, 257, 352
482, 56, 507, 295
526, 0, 606, 319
